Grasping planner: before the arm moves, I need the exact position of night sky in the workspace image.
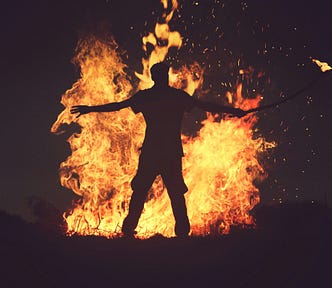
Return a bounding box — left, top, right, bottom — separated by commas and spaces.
1, 0, 331, 221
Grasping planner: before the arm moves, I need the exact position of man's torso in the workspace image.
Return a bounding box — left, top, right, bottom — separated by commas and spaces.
130, 86, 194, 157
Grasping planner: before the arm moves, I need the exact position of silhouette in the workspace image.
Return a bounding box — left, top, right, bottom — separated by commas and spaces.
70, 62, 247, 237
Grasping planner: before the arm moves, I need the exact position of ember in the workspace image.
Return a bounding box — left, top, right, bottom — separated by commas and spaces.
312, 58, 332, 72
51, 0, 275, 238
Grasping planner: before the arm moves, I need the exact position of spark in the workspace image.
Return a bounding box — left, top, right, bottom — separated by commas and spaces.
311, 58, 332, 72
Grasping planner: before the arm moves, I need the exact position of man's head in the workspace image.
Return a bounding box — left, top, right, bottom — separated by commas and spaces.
150, 62, 169, 86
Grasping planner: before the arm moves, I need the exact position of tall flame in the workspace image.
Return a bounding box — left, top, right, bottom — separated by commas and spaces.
51, 0, 275, 238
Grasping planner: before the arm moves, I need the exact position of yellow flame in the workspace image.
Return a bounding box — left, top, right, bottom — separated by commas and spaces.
312, 58, 332, 72
51, 0, 275, 238
135, 1, 182, 89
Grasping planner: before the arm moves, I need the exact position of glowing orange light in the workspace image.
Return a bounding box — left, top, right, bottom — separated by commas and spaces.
51, 0, 275, 238
312, 58, 332, 72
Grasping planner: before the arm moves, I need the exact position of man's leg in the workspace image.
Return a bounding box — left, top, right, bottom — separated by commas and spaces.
162, 157, 190, 237
167, 190, 190, 237
122, 189, 147, 236
122, 152, 157, 236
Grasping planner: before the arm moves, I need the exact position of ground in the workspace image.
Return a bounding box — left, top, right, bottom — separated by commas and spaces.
1, 203, 331, 287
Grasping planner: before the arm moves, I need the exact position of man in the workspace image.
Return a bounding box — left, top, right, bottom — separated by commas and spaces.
70, 62, 247, 237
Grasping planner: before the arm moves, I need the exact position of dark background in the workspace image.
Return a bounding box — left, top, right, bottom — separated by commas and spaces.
1, 0, 331, 221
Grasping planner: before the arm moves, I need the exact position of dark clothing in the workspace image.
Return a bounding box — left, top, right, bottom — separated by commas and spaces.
122, 85, 193, 237
129, 86, 195, 157
131, 150, 188, 194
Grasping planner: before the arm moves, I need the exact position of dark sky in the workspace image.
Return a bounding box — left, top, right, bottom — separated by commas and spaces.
1, 0, 331, 220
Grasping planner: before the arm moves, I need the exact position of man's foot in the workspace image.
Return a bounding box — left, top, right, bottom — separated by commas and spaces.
175, 222, 190, 239
176, 232, 189, 239
122, 230, 137, 239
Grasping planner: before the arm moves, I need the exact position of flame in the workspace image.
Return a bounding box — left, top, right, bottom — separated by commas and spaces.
135, 1, 182, 90
51, 0, 275, 238
312, 58, 332, 72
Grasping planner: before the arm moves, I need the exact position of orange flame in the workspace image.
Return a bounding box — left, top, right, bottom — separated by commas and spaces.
312, 58, 332, 72
51, 0, 275, 238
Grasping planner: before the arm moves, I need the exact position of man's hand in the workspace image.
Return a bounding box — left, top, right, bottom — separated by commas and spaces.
70, 105, 91, 118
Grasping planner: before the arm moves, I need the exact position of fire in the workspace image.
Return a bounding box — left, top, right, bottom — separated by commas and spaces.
51, 1, 275, 238
312, 58, 332, 72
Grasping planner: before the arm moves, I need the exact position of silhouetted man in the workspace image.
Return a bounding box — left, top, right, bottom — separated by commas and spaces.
71, 62, 247, 237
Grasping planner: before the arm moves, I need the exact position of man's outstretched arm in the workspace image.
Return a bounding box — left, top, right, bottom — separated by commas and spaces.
194, 99, 248, 117
70, 99, 132, 117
